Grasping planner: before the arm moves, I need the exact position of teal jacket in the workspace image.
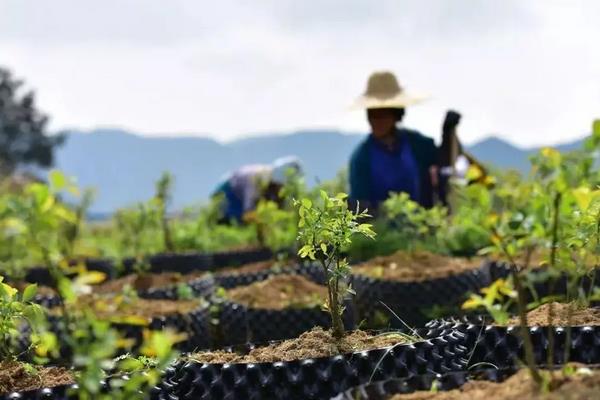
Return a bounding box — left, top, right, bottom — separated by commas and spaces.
349, 128, 437, 208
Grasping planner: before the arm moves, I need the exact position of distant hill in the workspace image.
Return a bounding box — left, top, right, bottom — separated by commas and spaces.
468, 136, 585, 172
53, 128, 587, 213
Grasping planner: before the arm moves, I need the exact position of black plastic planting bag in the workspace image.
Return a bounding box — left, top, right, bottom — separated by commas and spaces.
16, 248, 272, 288
21, 305, 212, 363
149, 253, 214, 274
151, 330, 468, 400
30, 275, 216, 308
334, 367, 514, 400
217, 299, 355, 345
215, 263, 325, 289
121, 253, 214, 275
211, 248, 273, 270
19, 258, 116, 287
31, 293, 62, 308
124, 305, 212, 352
0, 383, 80, 400
426, 316, 600, 368
353, 262, 492, 328
0, 373, 145, 400
139, 275, 215, 300
120, 248, 272, 275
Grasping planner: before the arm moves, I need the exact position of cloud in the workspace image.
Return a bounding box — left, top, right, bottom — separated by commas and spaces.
273, 0, 537, 38
0, 0, 599, 146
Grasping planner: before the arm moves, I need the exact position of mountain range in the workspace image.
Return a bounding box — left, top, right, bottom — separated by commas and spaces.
53, 129, 586, 213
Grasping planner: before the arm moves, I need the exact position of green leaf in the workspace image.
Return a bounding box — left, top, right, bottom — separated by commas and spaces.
152, 331, 172, 359
301, 198, 312, 209
22, 284, 38, 302
320, 243, 328, 255
298, 245, 312, 258
74, 271, 107, 286
593, 119, 600, 140
0, 282, 17, 300
57, 278, 76, 303
49, 170, 67, 190
118, 357, 144, 372
23, 303, 45, 325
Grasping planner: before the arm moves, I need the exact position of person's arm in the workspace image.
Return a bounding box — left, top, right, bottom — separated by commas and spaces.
429, 165, 439, 189
349, 154, 360, 201
414, 133, 439, 208
241, 176, 259, 213
240, 166, 273, 211
349, 140, 370, 205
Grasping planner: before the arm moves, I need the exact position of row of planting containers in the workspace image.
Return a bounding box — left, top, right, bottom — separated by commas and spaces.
7, 253, 600, 399
10, 313, 600, 399
13, 250, 491, 356
18, 248, 275, 286
23, 256, 495, 350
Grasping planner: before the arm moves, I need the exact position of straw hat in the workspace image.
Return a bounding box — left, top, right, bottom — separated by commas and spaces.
354, 71, 427, 109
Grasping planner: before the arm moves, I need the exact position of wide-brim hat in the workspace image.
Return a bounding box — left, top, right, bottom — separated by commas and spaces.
353, 71, 427, 109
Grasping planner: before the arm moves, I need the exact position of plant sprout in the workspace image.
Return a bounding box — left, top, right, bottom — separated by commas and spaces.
155, 171, 174, 253
295, 191, 375, 339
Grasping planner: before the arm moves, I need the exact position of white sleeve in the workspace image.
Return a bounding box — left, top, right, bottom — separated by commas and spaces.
230, 165, 270, 212
242, 177, 259, 212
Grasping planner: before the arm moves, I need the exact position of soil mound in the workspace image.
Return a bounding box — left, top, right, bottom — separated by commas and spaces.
505, 302, 600, 326
0, 361, 73, 395
354, 251, 481, 282
226, 274, 327, 310
190, 327, 408, 364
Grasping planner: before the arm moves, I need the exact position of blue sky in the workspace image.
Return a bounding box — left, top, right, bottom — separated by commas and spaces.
1, 0, 599, 146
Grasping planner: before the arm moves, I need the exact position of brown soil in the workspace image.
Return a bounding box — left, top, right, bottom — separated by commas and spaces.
497, 249, 548, 269
52, 297, 203, 320
215, 260, 277, 276
93, 272, 207, 294
519, 250, 548, 269
354, 251, 481, 282
190, 327, 407, 364
390, 365, 600, 400
505, 302, 600, 326
226, 274, 326, 310
0, 361, 74, 395
34, 285, 58, 297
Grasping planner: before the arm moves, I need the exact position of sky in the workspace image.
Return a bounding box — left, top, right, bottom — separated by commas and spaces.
1, 0, 599, 147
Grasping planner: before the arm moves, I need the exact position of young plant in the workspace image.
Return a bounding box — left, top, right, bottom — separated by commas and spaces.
62, 309, 177, 400
0, 198, 30, 280
2, 170, 78, 277
171, 196, 258, 253
111, 330, 178, 399
55, 276, 177, 400
113, 203, 159, 273
481, 181, 548, 385
250, 200, 296, 253
61, 187, 95, 259
443, 183, 493, 256
462, 278, 516, 325
0, 278, 45, 360
295, 191, 375, 339
382, 192, 447, 253
154, 171, 175, 253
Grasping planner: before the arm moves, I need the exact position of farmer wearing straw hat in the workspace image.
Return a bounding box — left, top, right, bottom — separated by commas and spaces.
213, 156, 302, 224
349, 71, 438, 210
